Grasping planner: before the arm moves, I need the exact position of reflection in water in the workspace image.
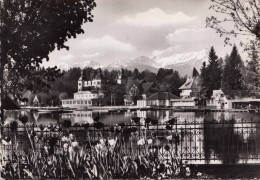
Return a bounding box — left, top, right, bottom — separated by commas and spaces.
4, 110, 260, 164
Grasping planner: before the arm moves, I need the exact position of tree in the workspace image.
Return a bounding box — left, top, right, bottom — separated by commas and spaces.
0, 0, 96, 121
205, 47, 222, 98
222, 45, 244, 90
242, 46, 260, 92
199, 47, 222, 98
199, 61, 208, 97
206, 0, 260, 84
133, 68, 139, 80
59, 92, 69, 101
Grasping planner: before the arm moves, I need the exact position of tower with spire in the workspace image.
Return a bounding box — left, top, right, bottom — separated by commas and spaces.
78, 69, 84, 91
117, 69, 123, 84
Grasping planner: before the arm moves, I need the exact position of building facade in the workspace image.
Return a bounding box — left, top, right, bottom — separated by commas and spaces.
137, 91, 179, 107
78, 68, 102, 91
208, 89, 260, 110
62, 68, 104, 109
171, 68, 200, 107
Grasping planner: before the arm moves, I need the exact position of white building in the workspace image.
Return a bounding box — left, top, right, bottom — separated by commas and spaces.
137, 99, 147, 107
208, 89, 260, 110
137, 92, 179, 107
208, 89, 232, 109
78, 69, 102, 91
171, 68, 200, 107
62, 68, 104, 109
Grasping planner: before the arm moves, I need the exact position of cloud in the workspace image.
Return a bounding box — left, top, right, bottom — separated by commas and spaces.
45, 35, 136, 68
152, 46, 180, 57
166, 28, 213, 45
152, 28, 223, 57
79, 35, 135, 53
81, 53, 101, 59
118, 8, 196, 27
59, 54, 74, 62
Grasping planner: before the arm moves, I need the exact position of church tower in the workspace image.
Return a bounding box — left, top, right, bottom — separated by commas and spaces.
78, 69, 84, 91
117, 69, 123, 84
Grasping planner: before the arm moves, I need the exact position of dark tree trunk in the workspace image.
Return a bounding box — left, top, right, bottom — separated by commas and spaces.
0, 0, 7, 125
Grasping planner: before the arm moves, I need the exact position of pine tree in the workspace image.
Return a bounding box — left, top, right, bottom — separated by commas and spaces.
206, 47, 222, 97
200, 47, 222, 98
199, 61, 207, 97
222, 45, 244, 90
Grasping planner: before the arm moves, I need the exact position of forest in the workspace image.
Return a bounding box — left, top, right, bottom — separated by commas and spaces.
22, 67, 186, 106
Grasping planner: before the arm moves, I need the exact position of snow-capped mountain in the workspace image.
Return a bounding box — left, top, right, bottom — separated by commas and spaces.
82, 60, 101, 69
155, 49, 208, 76
155, 49, 208, 68
105, 49, 208, 76
106, 56, 161, 72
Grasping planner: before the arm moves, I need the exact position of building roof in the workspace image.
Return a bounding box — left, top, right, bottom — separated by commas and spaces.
179, 78, 194, 90
179, 67, 200, 90
137, 79, 147, 84
192, 68, 199, 78
142, 82, 155, 93
171, 98, 194, 102
146, 92, 179, 101
33, 95, 39, 103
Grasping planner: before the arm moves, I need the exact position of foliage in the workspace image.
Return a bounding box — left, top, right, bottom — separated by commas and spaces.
222, 45, 244, 90
0, 0, 96, 101
200, 47, 222, 98
206, 0, 260, 87
242, 45, 260, 92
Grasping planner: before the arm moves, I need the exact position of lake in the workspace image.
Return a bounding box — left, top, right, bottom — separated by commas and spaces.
4, 109, 259, 125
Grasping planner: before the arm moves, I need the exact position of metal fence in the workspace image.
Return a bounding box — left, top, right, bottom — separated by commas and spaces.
1, 117, 260, 164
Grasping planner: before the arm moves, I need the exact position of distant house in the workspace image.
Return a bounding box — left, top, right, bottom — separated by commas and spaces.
171, 68, 200, 107
179, 68, 200, 99
78, 68, 102, 91
33, 95, 40, 107
208, 89, 232, 109
124, 78, 159, 106
62, 68, 105, 108
124, 94, 134, 106
209, 89, 260, 109
141, 82, 160, 99
137, 91, 179, 107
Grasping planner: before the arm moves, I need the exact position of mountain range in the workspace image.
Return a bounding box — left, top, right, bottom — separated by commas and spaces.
83, 49, 208, 77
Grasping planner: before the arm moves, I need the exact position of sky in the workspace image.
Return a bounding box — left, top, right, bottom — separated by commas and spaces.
44, 0, 246, 69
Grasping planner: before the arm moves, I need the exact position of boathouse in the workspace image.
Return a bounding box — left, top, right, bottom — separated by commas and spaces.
137, 91, 179, 107
209, 89, 260, 110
